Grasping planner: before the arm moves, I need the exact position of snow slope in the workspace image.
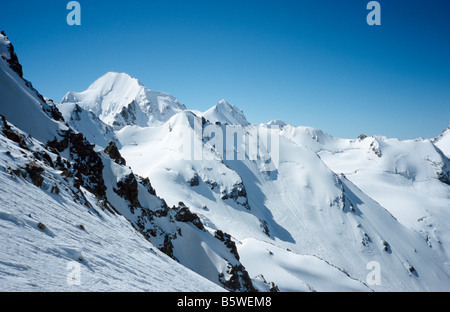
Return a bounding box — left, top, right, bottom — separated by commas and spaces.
58, 102, 118, 148
0, 52, 65, 143
434, 126, 450, 159
280, 126, 450, 275
1, 37, 253, 292
2, 32, 450, 292
0, 123, 222, 292
115, 108, 450, 291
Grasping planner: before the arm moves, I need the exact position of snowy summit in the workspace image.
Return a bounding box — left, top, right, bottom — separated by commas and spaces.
62, 72, 186, 129
202, 99, 250, 127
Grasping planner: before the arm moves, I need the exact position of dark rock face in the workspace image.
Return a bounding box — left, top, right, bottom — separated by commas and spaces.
214, 230, 240, 260
435, 149, 450, 186
137, 176, 156, 196
269, 282, 280, 292
370, 141, 382, 158
1, 115, 28, 150
1, 32, 64, 122
114, 173, 140, 210
259, 219, 270, 237
438, 170, 450, 186
112, 101, 138, 130
219, 263, 257, 293
104, 141, 126, 166
358, 134, 368, 141
174, 202, 204, 230
47, 130, 106, 199
188, 173, 199, 187
42, 98, 65, 122
160, 234, 175, 259
25, 161, 45, 187
220, 182, 251, 210
1, 31, 23, 78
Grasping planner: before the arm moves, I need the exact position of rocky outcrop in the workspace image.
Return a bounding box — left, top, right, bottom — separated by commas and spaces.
220, 181, 251, 210
214, 230, 239, 260
114, 173, 140, 210
137, 176, 156, 196
174, 202, 204, 230
104, 141, 126, 166
47, 130, 106, 199
112, 100, 138, 130
219, 263, 257, 292
24, 161, 45, 187
113, 184, 256, 292
1, 115, 28, 150
1, 31, 23, 78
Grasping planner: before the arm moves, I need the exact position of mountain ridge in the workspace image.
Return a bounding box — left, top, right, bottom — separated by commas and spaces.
1, 33, 450, 292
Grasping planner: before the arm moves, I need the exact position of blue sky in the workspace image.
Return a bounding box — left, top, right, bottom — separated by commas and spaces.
1, 0, 449, 139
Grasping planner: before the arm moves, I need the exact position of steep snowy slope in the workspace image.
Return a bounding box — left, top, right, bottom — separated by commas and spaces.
434, 126, 450, 159
61, 72, 186, 129
0, 33, 66, 143
0, 119, 222, 292
115, 108, 450, 291
3, 30, 450, 291
58, 102, 118, 148
280, 125, 450, 275
1, 34, 257, 292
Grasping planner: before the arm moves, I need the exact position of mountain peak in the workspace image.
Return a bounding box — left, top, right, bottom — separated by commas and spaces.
217, 99, 231, 106
62, 72, 186, 129
202, 99, 250, 126
0, 31, 23, 78
433, 125, 450, 159
92, 72, 144, 89
267, 120, 287, 128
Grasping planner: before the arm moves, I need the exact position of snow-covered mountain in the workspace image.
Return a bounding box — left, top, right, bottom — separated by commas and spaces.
0, 121, 222, 291
61, 72, 186, 130
2, 31, 450, 292
0, 32, 255, 292
61, 69, 450, 291
434, 126, 450, 159
201, 99, 250, 127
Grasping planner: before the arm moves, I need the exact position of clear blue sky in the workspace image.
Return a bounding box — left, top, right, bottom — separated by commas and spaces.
1, 0, 449, 139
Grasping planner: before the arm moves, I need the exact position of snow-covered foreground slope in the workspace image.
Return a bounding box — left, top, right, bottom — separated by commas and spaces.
0, 34, 255, 292
0, 121, 222, 291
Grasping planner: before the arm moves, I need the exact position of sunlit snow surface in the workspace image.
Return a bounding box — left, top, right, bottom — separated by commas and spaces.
0, 134, 222, 292
1, 37, 449, 292
58, 72, 450, 292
